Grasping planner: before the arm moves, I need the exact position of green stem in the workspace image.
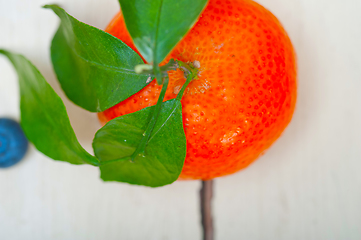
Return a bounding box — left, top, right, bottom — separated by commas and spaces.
176, 72, 193, 101
136, 59, 178, 77
129, 59, 198, 162
176, 60, 193, 74
130, 74, 169, 161
161, 59, 178, 72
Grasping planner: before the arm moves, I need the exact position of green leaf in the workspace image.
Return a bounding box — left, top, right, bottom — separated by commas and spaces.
0, 49, 99, 166
118, 0, 208, 65
93, 99, 186, 187
44, 4, 150, 112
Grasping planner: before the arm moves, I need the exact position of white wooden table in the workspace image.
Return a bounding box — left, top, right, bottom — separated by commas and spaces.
1, 0, 361, 239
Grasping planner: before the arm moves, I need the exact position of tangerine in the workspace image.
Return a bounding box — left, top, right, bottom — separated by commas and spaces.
98, 0, 297, 180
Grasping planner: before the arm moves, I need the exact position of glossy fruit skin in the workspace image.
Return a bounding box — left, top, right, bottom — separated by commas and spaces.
99, 0, 297, 180
0, 118, 28, 168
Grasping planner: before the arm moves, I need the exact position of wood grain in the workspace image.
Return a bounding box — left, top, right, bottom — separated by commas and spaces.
1, 0, 361, 239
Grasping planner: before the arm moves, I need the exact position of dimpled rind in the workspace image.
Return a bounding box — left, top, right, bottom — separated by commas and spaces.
0, 118, 29, 168
98, 0, 297, 180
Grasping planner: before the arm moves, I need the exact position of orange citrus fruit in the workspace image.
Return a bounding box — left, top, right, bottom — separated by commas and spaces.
98, 0, 297, 180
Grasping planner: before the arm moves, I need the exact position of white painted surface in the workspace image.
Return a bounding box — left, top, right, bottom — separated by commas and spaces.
0, 0, 360, 239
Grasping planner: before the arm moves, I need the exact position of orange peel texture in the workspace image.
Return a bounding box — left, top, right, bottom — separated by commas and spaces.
98, 0, 297, 180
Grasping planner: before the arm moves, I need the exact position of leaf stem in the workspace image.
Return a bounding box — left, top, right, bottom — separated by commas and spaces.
129, 59, 197, 162
176, 60, 193, 74
135, 59, 178, 77
130, 74, 169, 161
176, 72, 193, 101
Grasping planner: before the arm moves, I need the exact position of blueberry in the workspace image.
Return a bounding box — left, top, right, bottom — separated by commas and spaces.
0, 118, 28, 168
